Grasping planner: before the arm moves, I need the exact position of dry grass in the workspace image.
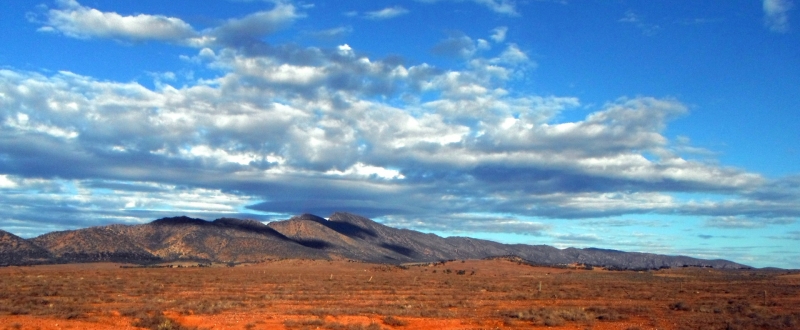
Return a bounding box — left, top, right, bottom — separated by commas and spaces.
0, 260, 798, 329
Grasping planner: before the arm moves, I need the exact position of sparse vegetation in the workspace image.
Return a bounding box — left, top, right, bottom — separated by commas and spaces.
0, 259, 798, 329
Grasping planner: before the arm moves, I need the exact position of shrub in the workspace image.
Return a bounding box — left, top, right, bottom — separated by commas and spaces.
585, 306, 626, 321
283, 318, 325, 328
670, 301, 691, 311
132, 311, 196, 330
383, 315, 408, 326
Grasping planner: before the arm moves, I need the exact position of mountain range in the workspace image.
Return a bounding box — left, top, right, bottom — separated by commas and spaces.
0, 212, 748, 269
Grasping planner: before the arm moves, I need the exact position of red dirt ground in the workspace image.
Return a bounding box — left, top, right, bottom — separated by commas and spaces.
1, 259, 798, 329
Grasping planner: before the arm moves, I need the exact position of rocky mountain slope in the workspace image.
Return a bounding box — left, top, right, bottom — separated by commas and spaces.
2, 212, 748, 269
30, 216, 328, 264
0, 229, 53, 265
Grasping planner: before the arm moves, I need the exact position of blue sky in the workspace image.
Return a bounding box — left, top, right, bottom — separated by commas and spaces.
1, 0, 798, 268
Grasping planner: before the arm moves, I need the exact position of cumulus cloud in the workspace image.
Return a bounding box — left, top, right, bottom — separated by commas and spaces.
209, 3, 303, 45
491, 43, 531, 66
37, 0, 199, 42
364, 6, 410, 20
763, 0, 794, 33
35, 0, 302, 46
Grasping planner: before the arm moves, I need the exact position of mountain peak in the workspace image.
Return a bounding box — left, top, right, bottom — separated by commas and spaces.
329, 212, 376, 226
290, 213, 327, 223
150, 216, 211, 226
1, 230, 55, 265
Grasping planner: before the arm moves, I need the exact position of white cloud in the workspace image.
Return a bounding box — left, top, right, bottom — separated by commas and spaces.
418, 0, 519, 16
364, 6, 410, 20
326, 163, 406, 180
0, 175, 17, 189
4, 112, 79, 139
35, 0, 302, 46
210, 3, 303, 44
763, 0, 794, 33
40, 0, 198, 42
490, 26, 508, 42
491, 43, 530, 65
473, 0, 518, 15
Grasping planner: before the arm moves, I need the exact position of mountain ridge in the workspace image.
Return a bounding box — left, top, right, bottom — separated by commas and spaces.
1, 212, 750, 269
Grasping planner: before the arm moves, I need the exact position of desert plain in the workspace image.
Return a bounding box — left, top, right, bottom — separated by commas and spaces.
1, 258, 799, 330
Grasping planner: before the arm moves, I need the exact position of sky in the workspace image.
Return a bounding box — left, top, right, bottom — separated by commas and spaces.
1, 0, 798, 268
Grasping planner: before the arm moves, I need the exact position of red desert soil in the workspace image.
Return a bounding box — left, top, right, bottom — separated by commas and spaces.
1, 259, 798, 330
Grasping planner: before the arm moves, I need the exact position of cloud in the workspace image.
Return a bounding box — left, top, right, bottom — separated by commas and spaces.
580, 219, 666, 228
0, 175, 266, 236
379, 214, 550, 235
618, 10, 661, 36
37, 0, 199, 42
432, 33, 482, 58
704, 216, 795, 229
491, 43, 531, 66
490, 26, 508, 42
552, 233, 602, 242
308, 26, 353, 39
0, 175, 18, 188
34, 0, 302, 46
209, 3, 303, 45
763, 0, 794, 33
2, 56, 786, 231
417, 0, 519, 16
364, 6, 410, 20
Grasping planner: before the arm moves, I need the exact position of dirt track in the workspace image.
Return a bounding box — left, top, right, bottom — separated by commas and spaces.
1, 259, 798, 329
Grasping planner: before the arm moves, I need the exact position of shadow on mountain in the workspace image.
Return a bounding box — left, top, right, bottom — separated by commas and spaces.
323, 221, 377, 239
212, 218, 290, 240
294, 239, 332, 249
380, 243, 416, 257
151, 216, 212, 226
